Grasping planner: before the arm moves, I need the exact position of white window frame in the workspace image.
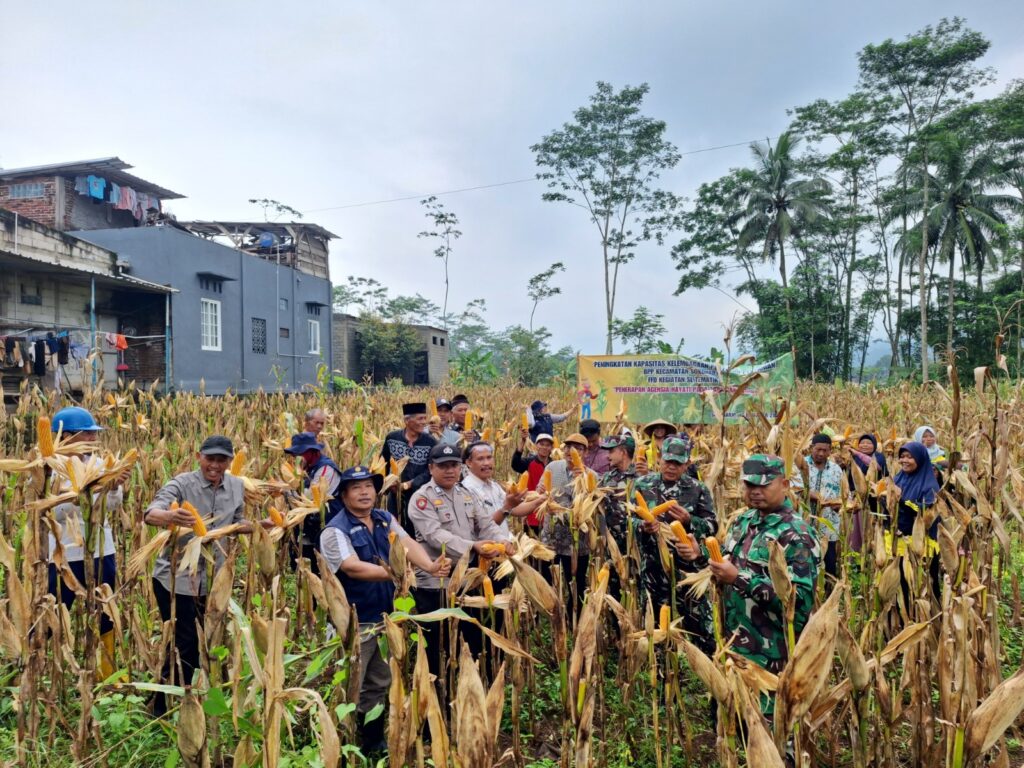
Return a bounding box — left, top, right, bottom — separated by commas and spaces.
307, 318, 321, 354
201, 298, 222, 351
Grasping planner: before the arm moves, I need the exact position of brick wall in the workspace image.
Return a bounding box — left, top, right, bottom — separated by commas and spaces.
0, 175, 60, 228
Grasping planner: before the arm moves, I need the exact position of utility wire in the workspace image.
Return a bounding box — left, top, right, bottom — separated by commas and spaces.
302, 134, 778, 214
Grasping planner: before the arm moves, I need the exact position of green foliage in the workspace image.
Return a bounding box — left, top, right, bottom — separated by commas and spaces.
610, 307, 677, 354
356, 313, 421, 384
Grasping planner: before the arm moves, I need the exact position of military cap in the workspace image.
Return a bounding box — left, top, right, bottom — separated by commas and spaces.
599, 433, 636, 451
661, 436, 691, 463
429, 443, 462, 464
741, 454, 786, 486
338, 465, 384, 494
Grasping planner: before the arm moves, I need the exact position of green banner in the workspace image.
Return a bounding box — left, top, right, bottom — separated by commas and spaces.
575, 353, 794, 424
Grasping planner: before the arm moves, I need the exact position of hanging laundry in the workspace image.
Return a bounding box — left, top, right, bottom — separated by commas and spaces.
86, 175, 106, 200
57, 336, 70, 365
114, 334, 128, 351
74, 176, 90, 196
108, 182, 121, 205
104, 332, 118, 348
114, 187, 131, 211
13, 341, 24, 369
33, 340, 46, 376
45, 332, 59, 354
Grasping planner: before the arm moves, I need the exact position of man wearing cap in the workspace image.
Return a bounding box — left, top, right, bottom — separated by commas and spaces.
635, 436, 717, 654
578, 419, 611, 475
320, 465, 451, 754
527, 400, 572, 442
791, 434, 843, 577
381, 402, 437, 522
439, 394, 479, 446
407, 443, 514, 673
461, 441, 545, 532
598, 432, 639, 552
429, 398, 452, 439
540, 433, 596, 612
636, 419, 677, 477
284, 431, 344, 572
696, 455, 819, 686
144, 435, 273, 714
511, 431, 555, 534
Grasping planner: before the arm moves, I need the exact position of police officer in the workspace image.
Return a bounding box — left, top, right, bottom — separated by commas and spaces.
284, 432, 343, 573
320, 465, 450, 754
635, 435, 717, 654
406, 443, 514, 674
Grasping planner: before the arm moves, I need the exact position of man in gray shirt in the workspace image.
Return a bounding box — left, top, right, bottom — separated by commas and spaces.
143, 435, 268, 714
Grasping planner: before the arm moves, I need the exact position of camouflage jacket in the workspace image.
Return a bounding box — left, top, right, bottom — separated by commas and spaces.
720, 500, 819, 674
633, 473, 717, 611
599, 464, 638, 546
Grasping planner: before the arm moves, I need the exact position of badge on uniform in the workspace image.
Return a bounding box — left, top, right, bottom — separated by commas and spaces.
416, 497, 428, 510
433, 499, 445, 506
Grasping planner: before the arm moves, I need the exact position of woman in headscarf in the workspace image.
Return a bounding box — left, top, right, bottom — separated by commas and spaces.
913, 426, 947, 469
892, 441, 943, 600
846, 434, 888, 552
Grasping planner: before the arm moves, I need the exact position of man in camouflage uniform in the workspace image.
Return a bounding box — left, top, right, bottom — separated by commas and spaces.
635, 436, 717, 654
598, 433, 639, 550
707, 454, 819, 681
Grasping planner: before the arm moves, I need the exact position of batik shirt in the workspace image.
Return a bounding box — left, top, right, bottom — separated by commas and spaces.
791, 459, 843, 542
720, 499, 819, 675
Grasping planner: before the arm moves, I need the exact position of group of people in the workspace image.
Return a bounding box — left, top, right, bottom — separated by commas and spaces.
43, 397, 953, 755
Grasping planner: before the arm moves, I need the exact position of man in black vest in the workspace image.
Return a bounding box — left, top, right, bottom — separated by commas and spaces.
285, 432, 343, 573
320, 465, 450, 755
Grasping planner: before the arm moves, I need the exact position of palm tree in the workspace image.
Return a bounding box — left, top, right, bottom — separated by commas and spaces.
734, 131, 831, 363
899, 135, 1022, 351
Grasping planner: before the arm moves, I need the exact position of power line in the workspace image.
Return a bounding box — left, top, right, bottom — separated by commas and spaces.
301, 134, 777, 214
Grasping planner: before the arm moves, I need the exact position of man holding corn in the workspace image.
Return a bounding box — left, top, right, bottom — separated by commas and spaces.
635, 436, 717, 654
144, 435, 270, 714
701, 455, 819, 679
598, 432, 639, 552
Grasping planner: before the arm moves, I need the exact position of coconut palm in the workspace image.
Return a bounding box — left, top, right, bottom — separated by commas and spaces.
898, 134, 1023, 350
734, 131, 831, 363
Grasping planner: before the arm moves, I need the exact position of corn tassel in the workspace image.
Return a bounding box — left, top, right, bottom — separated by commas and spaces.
705, 536, 723, 563
634, 492, 656, 523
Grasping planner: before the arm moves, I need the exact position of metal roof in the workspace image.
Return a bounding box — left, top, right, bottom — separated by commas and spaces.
0, 247, 176, 295
181, 220, 339, 241
0, 157, 185, 200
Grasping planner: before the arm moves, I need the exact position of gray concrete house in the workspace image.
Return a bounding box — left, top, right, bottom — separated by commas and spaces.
332, 313, 448, 386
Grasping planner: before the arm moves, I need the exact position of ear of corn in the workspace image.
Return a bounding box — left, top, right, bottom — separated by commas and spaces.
428, 399, 438, 418
658, 604, 670, 634
542, 470, 552, 492
651, 501, 676, 517
516, 472, 529, 493
38, 416, 54, 457
230, 449, 246, 476
520, 412, 529, 430
482, 575, 495, 607
705, 536, 723, 563
669, 520, 688, 543
182, 500, 207, 537
633, 492, 656, 523
569, 447, 583, 471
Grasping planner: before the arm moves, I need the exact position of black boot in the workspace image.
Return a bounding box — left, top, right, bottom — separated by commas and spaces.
361, 715, 387, 757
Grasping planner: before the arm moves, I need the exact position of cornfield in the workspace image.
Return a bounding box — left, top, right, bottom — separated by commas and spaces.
3, 359, 1024, 768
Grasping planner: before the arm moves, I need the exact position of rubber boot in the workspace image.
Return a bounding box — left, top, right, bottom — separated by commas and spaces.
99, 630, 116, 681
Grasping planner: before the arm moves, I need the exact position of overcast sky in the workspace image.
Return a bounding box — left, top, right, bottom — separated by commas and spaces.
2, 2, 1022, 358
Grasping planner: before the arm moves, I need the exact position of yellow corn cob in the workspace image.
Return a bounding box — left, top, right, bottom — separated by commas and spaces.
269, 506, 285, 527
428, 399, 438, 418
483, 575, 495, 607
465, 411, 474, 432
552, 436, 560, 449
669, 520, 688, 543
651, 501, 676, 517
842, 425, 853, 441
312, 484, 324, 507
542, 469, 552, 492
230, 450, 246, 476
389, 458, 399, 476
388, 530, 398, 544
659, 604, 670, 634
633, 492, 656, 523
705, 536, 723, 563
482, 427, 493, 442
597, 563, 610, 588
106, 393, 117, 407
38, 416, 54, 457
182, 500, 207, 537
516, 472, 530, 493
520, 412, 529, 431
479, 542, 505, 558
568, 447, 583, 471
586, 472, 596, 493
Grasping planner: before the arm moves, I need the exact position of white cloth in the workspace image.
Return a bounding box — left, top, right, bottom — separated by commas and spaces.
461, 472, 510, 536
48, 455, 122, 561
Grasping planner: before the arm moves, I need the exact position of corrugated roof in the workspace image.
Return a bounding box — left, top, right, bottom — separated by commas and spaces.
181, 220, 339, 240
0, 157, 185, 200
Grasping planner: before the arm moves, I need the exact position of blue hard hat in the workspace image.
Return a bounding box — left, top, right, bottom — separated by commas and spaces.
338, 465, 384, 494
51, 406, 103, 433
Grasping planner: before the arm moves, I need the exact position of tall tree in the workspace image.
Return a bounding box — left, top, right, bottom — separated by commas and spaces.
526, 262, 565, 332
610, 306, 672, 354
532, 81, 682, 353
734, 131, 830, 364
418, 196, 462, 329
858, 17, 992, 380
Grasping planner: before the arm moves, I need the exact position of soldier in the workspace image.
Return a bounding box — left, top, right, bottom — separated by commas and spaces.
703, 454, 819, 683
406, 443, 514, 674
635, 436, 717, 654
598, 432, 639, 552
